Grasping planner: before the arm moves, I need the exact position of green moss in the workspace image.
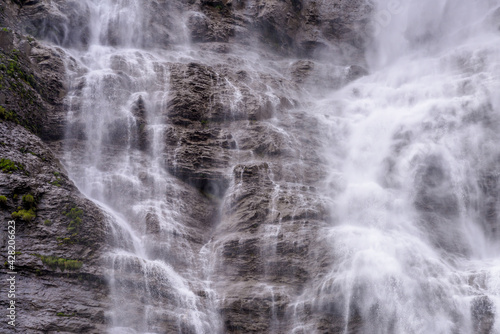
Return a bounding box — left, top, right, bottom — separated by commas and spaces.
19, 147, 38, 156
65, 259, 83, 270
0, 158, 24, 173
12, 193, 36, 221
36, 254, 82, 272
50, 177, 62, 187
56, 237, 73, 245
56, 312, 75, 317
65, 207, 83, 233
0, 158, 17, 172
11, 208, 35, 221
0, 106, 18, 123
0, 49, 40, 134
0, 195, 6, 204
2, 49, 36, 89
22, 193, 34, 204
43, 219, 52, 226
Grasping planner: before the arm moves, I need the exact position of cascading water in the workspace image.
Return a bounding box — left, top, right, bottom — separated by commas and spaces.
61, 1, 222, 333
297, 0, 500, 333
37, 0, 500, 332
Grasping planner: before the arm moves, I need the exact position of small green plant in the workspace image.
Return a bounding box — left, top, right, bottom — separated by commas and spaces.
19, 147, 38, 157
65, 207, 83, 233
0, 195, 7, 204
50, 178, 62, 187
51, 172, 63, 186
0, 106, 17, 122
36, 254, 82, 272
0, 158, 23, 173
22, 194, 34, 204
43, 219, 52, 226
11, 208, 35, 221
56, 312, 75, 317
200, 119, 209, 126
12, 193, 36, 221
56, 237, 73, 245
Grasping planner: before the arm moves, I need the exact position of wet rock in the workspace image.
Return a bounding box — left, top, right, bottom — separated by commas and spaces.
290, 59, 362, 91
414, 155, 469, 255
0, 29, 15, 53
222, 293, 288, 333
472, 296, 495, 334
164, 127, 234, 198
145, 212, 160, 234
291, 60, 316, 84
166, 62, 222, 124
0, 122, 110, 334
414, 155, 459, 217
0, 29, 68, 141
130, 96, 150, 151
188, 11, 235, 43
346, 64, 369, 82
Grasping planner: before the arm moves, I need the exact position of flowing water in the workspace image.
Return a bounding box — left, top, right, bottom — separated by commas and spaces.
61, 1, 223, 333
304, 1, 500, 333
49, 0, 500, 332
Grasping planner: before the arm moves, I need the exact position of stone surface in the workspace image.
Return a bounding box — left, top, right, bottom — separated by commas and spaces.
0, 122, 110, 334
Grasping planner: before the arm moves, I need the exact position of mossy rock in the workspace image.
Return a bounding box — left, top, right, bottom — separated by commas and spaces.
11, 208, 35, 221
36, 254, 83, 272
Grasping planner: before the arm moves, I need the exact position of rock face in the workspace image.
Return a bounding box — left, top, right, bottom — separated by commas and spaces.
0, 27, 68, 140
0, 122, 110, 333
0, 3, 112, 333
0, 0, 373, 333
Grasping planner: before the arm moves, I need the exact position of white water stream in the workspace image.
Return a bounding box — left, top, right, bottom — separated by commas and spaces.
303, 1, 500, 333
61, 1, 222, 333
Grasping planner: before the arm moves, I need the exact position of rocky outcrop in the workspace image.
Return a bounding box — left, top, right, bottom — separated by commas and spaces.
191, 0, 372, 61
3, 0, 373, 62
0, 26, 68, 141
472, 295, 495, 334
0, 122, 110, 334
158, 45, 337, 331
0, 3, 111, 333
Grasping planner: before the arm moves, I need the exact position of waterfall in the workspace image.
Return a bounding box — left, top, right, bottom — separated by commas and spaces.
38, 0, 500, 332
301, 0, 500, 333
61, 0, 222, 333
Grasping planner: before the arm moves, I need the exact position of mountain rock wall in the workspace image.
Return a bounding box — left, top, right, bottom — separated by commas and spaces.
0, 0, 372, 332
